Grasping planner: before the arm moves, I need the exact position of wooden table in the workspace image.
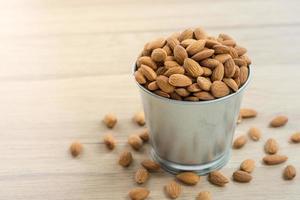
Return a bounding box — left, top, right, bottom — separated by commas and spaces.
1, 0, 299, 199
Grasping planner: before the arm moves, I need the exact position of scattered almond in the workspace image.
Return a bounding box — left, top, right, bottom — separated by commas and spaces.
291, 132, 300, 143
135, 168, 150, 184
128, 187, 150, 200
103, 133, 116, 150
248, 127, 261, 141
240, 108, 257, 118
118, 150, 133, 167
270, 115, 288, 127
233, 135, 247, 149
139, 129, 150, 142
141, 159, 160, 171
69, 141, 83, 157
232, 170, 252, 183
165, 181, 181, 199
283, 165, 296, 180
263, 155, 288, 165
133, 111, 145, 126
264, 138, 279, 154
196, 191, 212, 200
240, 159, 255, 173
176, 172, 200, 185
103, 113, 117, 129
208, 171, 229, 186
128, 134, 143, 150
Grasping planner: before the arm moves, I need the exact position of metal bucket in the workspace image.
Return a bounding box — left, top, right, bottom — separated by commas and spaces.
134, 65, 252, 175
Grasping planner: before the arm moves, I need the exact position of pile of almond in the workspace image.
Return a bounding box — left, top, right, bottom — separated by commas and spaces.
134, 27, 251, 101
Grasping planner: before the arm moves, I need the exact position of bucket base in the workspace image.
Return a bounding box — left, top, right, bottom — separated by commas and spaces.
151, 149, 230, 175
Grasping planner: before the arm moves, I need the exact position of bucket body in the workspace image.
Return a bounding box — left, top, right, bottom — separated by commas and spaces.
135, 67, 251, 175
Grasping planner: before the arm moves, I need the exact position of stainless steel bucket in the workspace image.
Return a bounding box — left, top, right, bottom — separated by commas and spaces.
134, 66, 252, 175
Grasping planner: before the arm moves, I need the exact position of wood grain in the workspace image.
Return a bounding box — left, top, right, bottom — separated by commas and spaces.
0, 0, 299, 199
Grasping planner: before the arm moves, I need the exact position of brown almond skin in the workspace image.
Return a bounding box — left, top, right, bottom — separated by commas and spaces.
178, 28, 194, 41
128, 187, 150, 200
211, 63, 225, 81
223, 78, 238, 92
137, 56, 157, 70
145, 37, 166, 51
233, 170, 252, 183
134, 71, 147, 84
135, 168, 149, 184
197, 77, 212, 91
128, 135, 143, 150
165, 181, 181, 199
194, 27, 207, 40
103, 113, 117, 128
196, 191, 212, 200
270, 115, 288, 127
176, 172, 200, 185
264, 138, 279, 154
169, 74, 192, 87
240, 66, 249, 85
183, 58, 203, 77
191, 49, 215, 62
174, 45, 188, 65
118, 150, 133, 167
291, 132, 300, 143
283, 165, 296, 180
70, 141, 83, 157
208, 171, 229, 186
139, 64, 157, 81
156, 75, 175, 93
240, 108, 257, 118
263, 155, 288, 165
141, 159, 160, 171
151, 48, 167, 62
211, 81, 230, 98
233, 135, 247, 149
186, 39, 206, 56
164, 66, 185, 77
248, 127, 261, 141
133, 111, 145, 126
240, 159, 255, 173
194, 91, 215, 101
103, 133, 116, 150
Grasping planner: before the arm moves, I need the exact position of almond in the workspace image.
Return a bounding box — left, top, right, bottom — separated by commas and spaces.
240, 108, 257, 118
211, 81, 230, 98
291, 132, 300, 143
167, 37, 180, 50
139, 64, 157, 81
139, 129, 150, 142
164, 66, 185, 77
147, 81, 158, 91
137, 56, 157, 70
174, 45, 188, 65
118, 150, 133, 167
240, 54, 252, 65
163, 45, 172, 56
169, 74, 192, 87
229, 47, 238, 58
151, 48, 167, 62
145, 37, 166, 51
134, 71, 147, 84
133, 111, 145, 126
233, 135, 247, 149
220, 39, 236, 47
203, 67, 212, 77
234, 58, 247, 67
234, 77, 241, 88
197, 77, 212, 91
233, 65, 240, 78
200, 59, 220, 69
194, 27, 207, 40
208, 171, 229, 186
187, 83, 202, 92
103, 133, 116, 150
194, 91, 215, 100
170, 92, 182, 100
175, 88, 190, 97
141, 159, 160, 171
224, 58, 236, 78
213, 45, 230, 54
128, 187, 150, 200
156, 67, 168, 76
103, 113, 117, 129
264, 138, 279, 154
135, 168, 149, 184
240, 159, 255, 173
218, 33, 233, 40
184, 96, 199, 101
283, 165, 296, 180
205, 39, 221, 48
239, 66, 249, 85
178, 28, 194, 41
181, 39, 197, 48
70, 141, 83, 157
248, 127, 261, 141
196, 191, 212, 200
232, 170, 252, 183
263, 155, 288, 165
223, 78, 238, 92
270, 115, 288, 127
214, 54, 231, 63
165, 181, 181, 199
154, 90, 170, 98
176, 172, 200, 185
128, 134, 143, 150
186, 39, 206, 55
165, 56, 176, 61
211, 63, 224, 81
164, 61, 180, 69
156, 75, 175, 93
191, 49, 215, 61
183, 58, 204, 77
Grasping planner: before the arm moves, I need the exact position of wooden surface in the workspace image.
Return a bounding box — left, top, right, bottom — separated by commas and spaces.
0, 0, 300, 199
